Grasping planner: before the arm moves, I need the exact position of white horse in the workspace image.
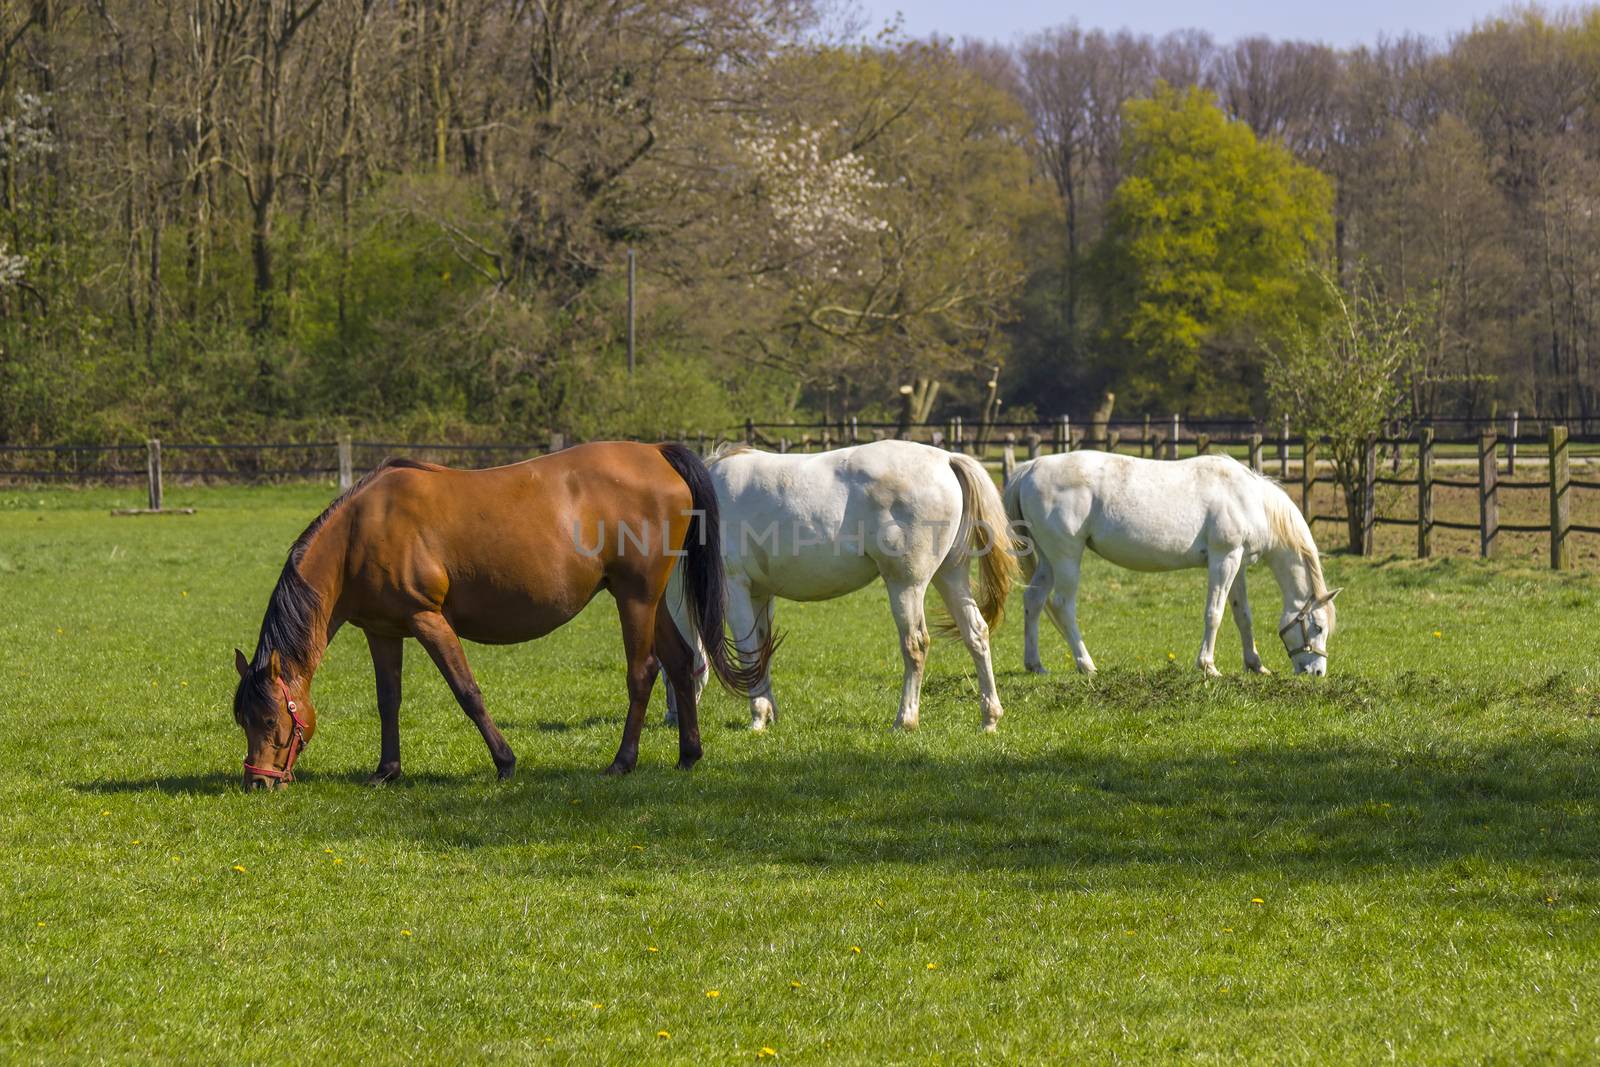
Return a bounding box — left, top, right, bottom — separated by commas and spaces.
664, 440, 1018, 731
1004, 451, 1339, 676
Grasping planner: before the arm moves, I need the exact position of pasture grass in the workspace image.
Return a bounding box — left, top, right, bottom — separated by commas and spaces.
2, 483, 1599, 1063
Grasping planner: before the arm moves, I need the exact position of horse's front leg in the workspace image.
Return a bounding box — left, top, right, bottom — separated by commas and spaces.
886, 578, 931, 729
1228, 567, 1270, 674
1196, 550, 1242, 677
365, 631, 404, 785
411, 611, 517, 780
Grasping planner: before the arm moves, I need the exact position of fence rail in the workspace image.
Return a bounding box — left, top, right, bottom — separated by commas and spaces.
8, 419, 1600, 570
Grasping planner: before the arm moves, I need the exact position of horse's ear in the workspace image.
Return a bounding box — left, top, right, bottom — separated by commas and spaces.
1327, 587, 1345, 602
268, 650, 282, 681
234, 648, 249, 677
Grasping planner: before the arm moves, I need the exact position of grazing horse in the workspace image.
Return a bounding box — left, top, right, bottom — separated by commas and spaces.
664, 440, 1018, 731
231, 442, 765, 790
1004, 451, 1339, 676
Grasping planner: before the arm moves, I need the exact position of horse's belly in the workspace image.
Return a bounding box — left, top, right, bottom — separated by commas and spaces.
443, 586, 595, 645
754, 550, 880, 602
1085, 528, 1204, 572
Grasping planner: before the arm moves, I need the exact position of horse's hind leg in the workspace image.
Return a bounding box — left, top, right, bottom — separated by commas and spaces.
1044, 546, 1096, 674
727, 581, 778, 730
1228, 566, 1270, 674
605, 594, 662, 776
653, 609, 702, 770
365, 631, 404, 785
932, 564, 1003, 732
1022, 553, 1054, 674
411, 611, 517, 780
886, 577, 931, 730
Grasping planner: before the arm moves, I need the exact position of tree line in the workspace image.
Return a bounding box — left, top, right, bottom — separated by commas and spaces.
0, 2, 1595, 445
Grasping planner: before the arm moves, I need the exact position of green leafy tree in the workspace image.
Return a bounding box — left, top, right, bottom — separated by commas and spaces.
1268, 269, 1430, 553
1094, 84, 1332, 412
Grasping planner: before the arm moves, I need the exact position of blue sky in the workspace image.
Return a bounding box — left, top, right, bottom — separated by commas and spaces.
850, 0, 1514, 48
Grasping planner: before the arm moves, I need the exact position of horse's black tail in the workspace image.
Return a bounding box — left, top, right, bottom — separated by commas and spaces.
656, 443, 775, 696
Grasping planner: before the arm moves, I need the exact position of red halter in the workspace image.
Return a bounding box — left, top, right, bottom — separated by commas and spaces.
243, 677, 309, 783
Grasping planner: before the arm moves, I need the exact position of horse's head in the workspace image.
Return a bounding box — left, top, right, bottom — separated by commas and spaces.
1279, 588, 1340, 676
232, 648, 317, 790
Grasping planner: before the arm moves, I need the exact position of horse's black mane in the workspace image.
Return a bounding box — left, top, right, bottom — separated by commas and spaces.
240, 458, 433, 695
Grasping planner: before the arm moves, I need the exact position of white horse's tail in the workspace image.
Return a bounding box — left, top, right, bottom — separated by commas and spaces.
943, 453, 1020, 632
1002, 459, 1038, 584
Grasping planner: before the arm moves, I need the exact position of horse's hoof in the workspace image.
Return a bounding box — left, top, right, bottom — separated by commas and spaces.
675, 756, 700, 771
749, 718, 768, 732
1199, 665, 1222, 678
366, 764, 401, 787
496, 758, 517, 781
983, 721, 999, 734
1247, 663, 1273, 675
1025, 662, 1049, 675
895, 718, 919, 732
602, 761, 633, 777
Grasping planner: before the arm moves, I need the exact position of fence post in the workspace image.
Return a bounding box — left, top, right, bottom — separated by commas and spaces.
1508, 410, 1519, 474
1054, 414, 1069, 453
897, 386, 915, 440
337, 434, 353, 491
1479, 431, 1498, 558
779, 436, 790, 454
549, 431, 565, 453
146, 438, 163, 511
1142, 414, 1150, 457
1361, 435, 1377, 556
1279, 414, 1289, 478
1026, 433, 1041, 460
744, 418, 755, 445
1169, 413, 1180, 460
1195, 433, 1210, 455
1550, 425, 1570, 571
1301, 440, 1316, 517
1002, 433, 1017, 486
1249, 433, 1263, 473
849, 416, 859, 444
1417, 427, 1433, 558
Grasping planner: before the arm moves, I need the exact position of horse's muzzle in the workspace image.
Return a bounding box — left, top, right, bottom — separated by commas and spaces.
241, 773, 285, 792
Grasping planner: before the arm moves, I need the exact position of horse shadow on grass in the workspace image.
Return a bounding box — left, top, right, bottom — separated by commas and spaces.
150, 732, 1596, 878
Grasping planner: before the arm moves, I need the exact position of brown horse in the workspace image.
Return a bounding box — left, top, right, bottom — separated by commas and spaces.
231, 441, 763, 790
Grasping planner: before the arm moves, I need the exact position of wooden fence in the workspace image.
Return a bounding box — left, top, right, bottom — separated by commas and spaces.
8, 421, 1600, 570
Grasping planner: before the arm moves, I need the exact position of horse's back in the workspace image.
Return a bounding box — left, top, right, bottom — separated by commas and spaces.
1017, 451, 1274, 570
339, 442, 692, 641
714, 440, 963, 598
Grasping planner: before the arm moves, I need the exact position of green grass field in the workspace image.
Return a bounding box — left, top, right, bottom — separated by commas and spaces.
3, 484, 1599, 1063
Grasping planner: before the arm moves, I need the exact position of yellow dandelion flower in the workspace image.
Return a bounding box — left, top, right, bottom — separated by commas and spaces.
401, 930, 412, 937
592, 1002, 604, 1010
1123, 929, 1134, 936
324, 847, 333, 853
705, 989, 720, 998
657, 1030, 670, 1039
131, 839, 141, 845
181, 591, 188, 597
1250, 898, 1264, 905
629, 844, 645, 851
100, 811, 110, 816
333, 858, 343, 865
35, 921, 45, 927
1220, 986, 1231, 994
232, 865, 246, 873
849, 945, 861, 954
789, 980, 802, 989
758, 1047, 778, 1058
647, 946, 659, 953
1167, 652, 1176, 661
1432, 630, 1442, 638
874, 898, 885, 907
925, 962, 938, 970
1222, 927, 1233, 933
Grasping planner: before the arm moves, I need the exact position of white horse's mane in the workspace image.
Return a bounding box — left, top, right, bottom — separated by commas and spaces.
1256, 472, 1335, 633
